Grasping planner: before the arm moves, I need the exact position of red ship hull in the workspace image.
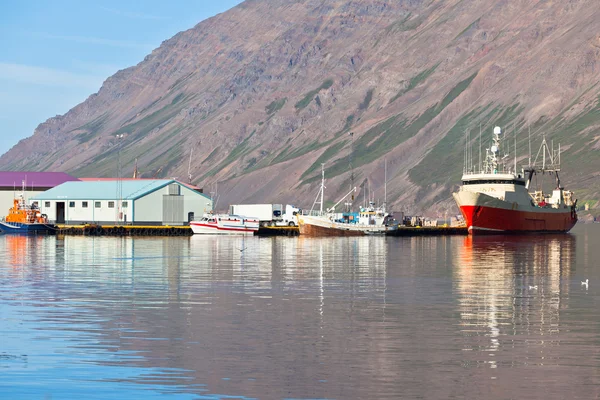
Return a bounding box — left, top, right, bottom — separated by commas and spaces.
460, 205, 577, 234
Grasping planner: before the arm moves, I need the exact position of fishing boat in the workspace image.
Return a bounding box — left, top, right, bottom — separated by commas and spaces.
189, 214, 260, 235
298, 167, 397, 236
453, 126, 577, 234
0, 185, 56, 234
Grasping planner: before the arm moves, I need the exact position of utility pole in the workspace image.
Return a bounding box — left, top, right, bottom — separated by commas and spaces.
349, 132, 354, 202
115, 134, 124, 224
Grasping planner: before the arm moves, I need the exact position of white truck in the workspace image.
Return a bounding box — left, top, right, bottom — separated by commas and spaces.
228, 204, 300, 227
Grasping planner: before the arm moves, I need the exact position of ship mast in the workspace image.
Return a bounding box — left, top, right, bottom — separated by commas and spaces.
320, 165, 325, 214
310, 164, 326, 214
489, 126, 502, 173
384, 158, 387, 211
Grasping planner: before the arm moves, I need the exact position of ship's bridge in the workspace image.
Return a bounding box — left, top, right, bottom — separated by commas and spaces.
461, 173, 526, 186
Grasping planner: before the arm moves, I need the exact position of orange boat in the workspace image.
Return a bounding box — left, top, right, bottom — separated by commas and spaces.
1, 184, 56, 234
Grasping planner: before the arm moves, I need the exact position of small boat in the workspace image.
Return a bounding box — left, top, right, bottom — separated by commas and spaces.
298, 166, 397, 236
299, 204, 397, 236
189, 213, 260, 235
453, 126, 577, 234
0, 186, 56, 234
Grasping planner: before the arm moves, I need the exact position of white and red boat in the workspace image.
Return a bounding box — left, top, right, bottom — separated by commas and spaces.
190, 214, 259, 235
453, 126, 577, 234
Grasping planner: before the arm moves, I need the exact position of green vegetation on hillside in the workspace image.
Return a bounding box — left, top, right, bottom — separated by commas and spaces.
295, 79, 334, 111
436, 72, 478, 112
266, 98, 287, 115
454, 17, 481, 41
359, 89, 374, 110
202, 147, 221, 164
171, 92, 185, 105
201, 130, 257, 178
300, 141, 348, 180
75, 113, 109, 144
271, 138, 333, 165
548, 95, 600, 189
113, 98, 190, 142
389, 63, 439, 104
301, 71, 479, 184
385, 13, 425, 33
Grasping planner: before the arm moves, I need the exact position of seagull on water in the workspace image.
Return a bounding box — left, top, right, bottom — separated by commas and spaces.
581, 279, 589, 288
529, 285, 538, 290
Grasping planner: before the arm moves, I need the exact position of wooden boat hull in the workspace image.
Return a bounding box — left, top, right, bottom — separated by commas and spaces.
298, 215, 396, 237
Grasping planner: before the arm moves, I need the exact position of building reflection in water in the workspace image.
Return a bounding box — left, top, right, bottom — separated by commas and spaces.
455, 234, 575, 369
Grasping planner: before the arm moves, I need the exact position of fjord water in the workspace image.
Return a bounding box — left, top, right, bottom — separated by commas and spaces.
1, 225, 599, 399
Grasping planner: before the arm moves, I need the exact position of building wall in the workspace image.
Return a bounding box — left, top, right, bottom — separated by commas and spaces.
182, 185, 212, 221
35, 182, 212, 225
133, 189, 165, 223
133, 184, 212, 225
38, 199, 127, 224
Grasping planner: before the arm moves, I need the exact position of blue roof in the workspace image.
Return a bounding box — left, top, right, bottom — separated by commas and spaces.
32, 179, 210, 201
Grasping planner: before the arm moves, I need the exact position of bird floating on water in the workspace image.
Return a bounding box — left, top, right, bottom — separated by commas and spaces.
581, 279, 589, 288
529, 285, 538, 290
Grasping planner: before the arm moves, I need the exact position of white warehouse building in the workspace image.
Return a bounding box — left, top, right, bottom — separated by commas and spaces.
32, 179, 212, 225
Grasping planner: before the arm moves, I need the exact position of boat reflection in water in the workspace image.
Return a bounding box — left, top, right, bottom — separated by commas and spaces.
455, 234, 576, 393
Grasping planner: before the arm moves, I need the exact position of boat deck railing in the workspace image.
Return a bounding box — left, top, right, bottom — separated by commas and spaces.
301, 210, 327, 217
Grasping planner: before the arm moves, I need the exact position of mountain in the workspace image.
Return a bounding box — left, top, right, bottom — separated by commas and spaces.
2, 0, 600, 216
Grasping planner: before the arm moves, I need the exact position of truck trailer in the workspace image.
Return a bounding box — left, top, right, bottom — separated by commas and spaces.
228, 204, 300, 227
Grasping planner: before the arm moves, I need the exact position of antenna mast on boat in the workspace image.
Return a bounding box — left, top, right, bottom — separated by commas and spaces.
320, 165, 325, 213
469, 129, 472, 173
514, 125, 517, 174
310, 164, 326, 213
528, 125, 531, 168
479, 123, 482, 173
463, 129, 467, 174
384, 158, 387, 209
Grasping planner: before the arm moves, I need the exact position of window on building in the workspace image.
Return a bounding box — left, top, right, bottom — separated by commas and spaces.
69, 201, 75, 208
122, 201, 128, 208
95, 201, 101, 208
45, 201, 50, 208
108, 201, 115, 208
82, 201, 88, 208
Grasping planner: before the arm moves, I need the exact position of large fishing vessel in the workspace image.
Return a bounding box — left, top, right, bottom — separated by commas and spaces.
298, 167, 397, 236
190, 214, 260, 235
0, 184, 56, 234
453, 126, 577, 234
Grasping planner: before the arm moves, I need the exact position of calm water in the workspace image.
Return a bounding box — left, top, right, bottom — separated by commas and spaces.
1, 225, 600, 399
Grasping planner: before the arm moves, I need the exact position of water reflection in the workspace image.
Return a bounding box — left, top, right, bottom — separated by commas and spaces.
454, 234, 584, 394
2, 228, 600, 398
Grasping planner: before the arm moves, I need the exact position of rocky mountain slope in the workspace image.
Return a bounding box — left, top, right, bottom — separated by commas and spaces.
2, 0, 600, 215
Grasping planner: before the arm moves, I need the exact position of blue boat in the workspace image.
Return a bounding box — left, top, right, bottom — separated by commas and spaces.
0, 221, 56, 234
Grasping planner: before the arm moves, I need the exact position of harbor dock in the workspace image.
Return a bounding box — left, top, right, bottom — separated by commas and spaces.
387, 226, 467, 236
54, 224, 467, 237
57, 224, 192, 236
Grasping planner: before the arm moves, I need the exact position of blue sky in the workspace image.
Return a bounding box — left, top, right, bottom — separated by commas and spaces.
0, 0, 243, 156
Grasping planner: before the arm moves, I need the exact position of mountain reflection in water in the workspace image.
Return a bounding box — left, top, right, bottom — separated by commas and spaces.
1, 225, 599, 399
